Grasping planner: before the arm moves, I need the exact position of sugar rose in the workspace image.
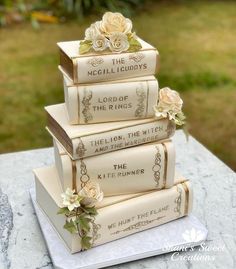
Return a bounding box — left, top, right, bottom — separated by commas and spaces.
92, 34, 108, 51
85, 22, 101, 40
158, 87, 183, 113
100, 12, 132, 35
79, 181, 103, 207
109, 32, 129, 53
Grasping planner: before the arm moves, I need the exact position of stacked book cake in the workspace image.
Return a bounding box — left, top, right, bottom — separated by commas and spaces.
33, 12, 191, 253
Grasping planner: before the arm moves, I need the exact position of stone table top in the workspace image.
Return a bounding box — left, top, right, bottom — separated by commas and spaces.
0, 131, 235, 269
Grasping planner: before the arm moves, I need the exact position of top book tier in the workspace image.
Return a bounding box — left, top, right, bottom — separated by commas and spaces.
57, 12, 159, 84
58, 39, 159, 84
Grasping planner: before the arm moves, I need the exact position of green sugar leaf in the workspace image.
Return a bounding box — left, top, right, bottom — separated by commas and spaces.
81, 206, 98, 216
64, 219, 77, 234
77, 216, 91, 233
174, 112, 186, 126
81, 236, 93, 250
79, 40, 92, 54
128, 37, 142, 52
57, 207, 70, 215
177, 111, 186, 121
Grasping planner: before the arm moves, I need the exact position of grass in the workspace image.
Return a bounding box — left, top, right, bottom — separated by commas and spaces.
0, 0, 235, 170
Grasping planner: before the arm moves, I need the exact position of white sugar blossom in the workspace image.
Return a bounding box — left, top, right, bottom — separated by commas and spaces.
154, 106, 168, 119
79, 181, 103, 207
109, 32, 129, 53
61, 188, 81, 211
92, 34, 108, 51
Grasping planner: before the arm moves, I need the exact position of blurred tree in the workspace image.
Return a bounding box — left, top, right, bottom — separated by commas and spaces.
0, 0, 147, 27
61, 0, 146, 18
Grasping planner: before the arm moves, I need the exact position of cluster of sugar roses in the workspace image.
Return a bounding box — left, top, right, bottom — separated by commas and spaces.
58, 181, 103, 250
79, 12, 142, 54
154, 87, 186, 126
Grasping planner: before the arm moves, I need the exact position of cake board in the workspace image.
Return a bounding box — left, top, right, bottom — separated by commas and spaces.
30, 188, 208, 269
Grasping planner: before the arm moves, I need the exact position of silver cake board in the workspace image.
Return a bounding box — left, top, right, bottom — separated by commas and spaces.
30, 188, 208, 269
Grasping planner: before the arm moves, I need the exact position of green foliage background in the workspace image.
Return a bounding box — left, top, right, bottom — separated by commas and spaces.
0, 0, 146, 26
0, 0, 235, 170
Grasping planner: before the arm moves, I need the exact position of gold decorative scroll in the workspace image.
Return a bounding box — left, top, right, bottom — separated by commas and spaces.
87, 57, 104, 67
75, 138, 90, 189
174, 182, 190, 217
174, 185, 182, 216
152, 146, 162, 188
129, 52, 145, 63
135, 85, 147, 118
91, 217, 101, 244
81, 88, 93, 123
71, 158, 90, 191
76, 137, 86, 158
79, 159, 90, 188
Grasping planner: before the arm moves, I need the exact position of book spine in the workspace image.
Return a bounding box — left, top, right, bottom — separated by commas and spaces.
71, 119, 176, 159
92, 181, 192, 253
54, 140, 175, 196
61, 49, 159, 84
64, 77, 159, 124
36, 177, 192, 253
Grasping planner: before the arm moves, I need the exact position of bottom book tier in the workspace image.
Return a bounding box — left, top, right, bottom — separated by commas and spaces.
33, 165, 193, 253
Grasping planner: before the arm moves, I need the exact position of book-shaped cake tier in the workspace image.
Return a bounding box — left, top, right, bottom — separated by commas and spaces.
60, 66, 159, 124
45, 103, 176, 159
34, 165, 192, 253
58, 41, 159, 84
53, 139, 176, 195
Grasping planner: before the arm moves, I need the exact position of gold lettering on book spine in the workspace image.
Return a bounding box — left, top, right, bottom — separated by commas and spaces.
110, 216, 165, 235
134, 85, 147, 118
82, 88, 93, 123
